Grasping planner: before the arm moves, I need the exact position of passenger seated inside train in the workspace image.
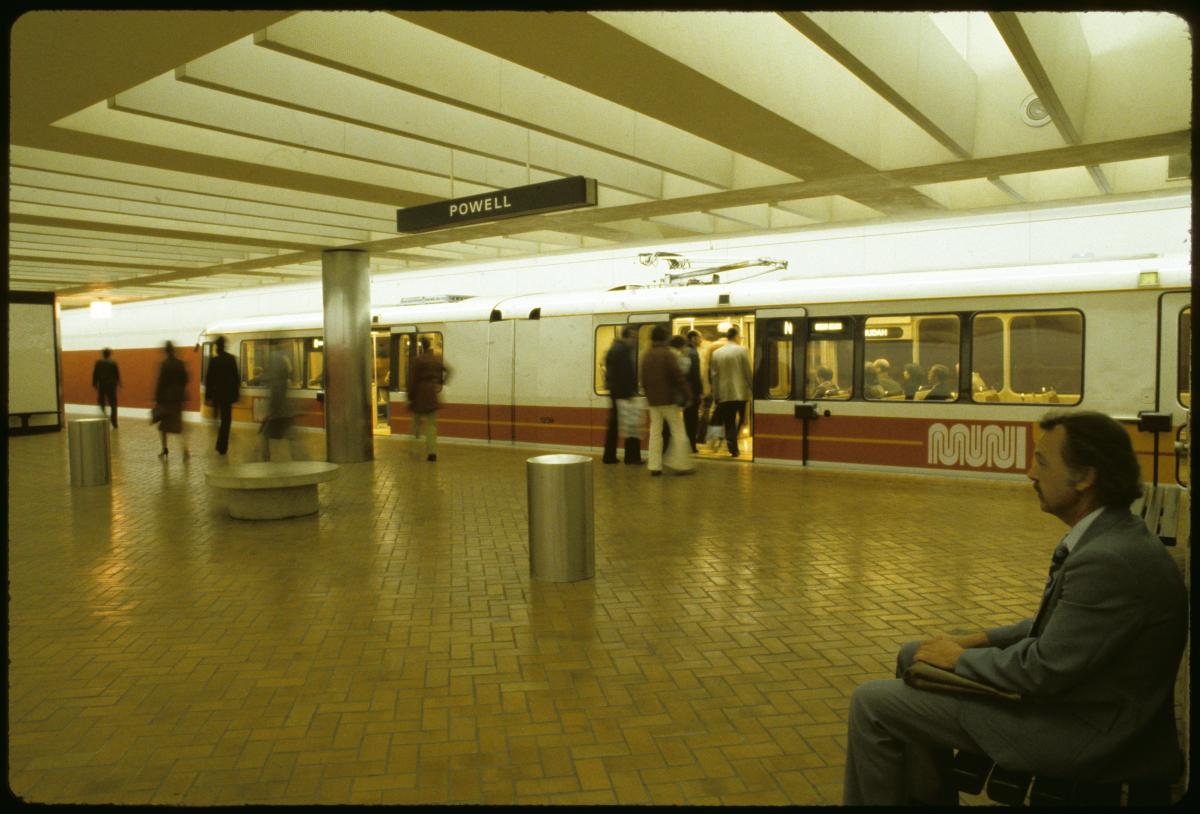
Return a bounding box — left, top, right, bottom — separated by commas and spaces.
921, 364, 954, 400
811, 366, 840, 398
863, 363, 885, 399
843, 411, 1187, 806
902, 363, 925, 400
873, 358, 903, 398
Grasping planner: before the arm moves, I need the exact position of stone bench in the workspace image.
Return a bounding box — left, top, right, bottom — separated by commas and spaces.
205, 461, 339, 520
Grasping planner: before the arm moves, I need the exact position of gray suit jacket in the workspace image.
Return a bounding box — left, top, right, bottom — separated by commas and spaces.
955, 508, 1186, 781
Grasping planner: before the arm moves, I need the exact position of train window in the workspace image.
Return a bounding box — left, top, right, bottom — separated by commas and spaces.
970, 310, 1082, 405
394, 335, 412, 392
762, 319, 795, 399
200, 342, 213, 385
304, 338, 325, 389
594, 325, 622, 395
374, 333, 392, 391
392, 332, 443, 391
862, 315, 960, 401
971, 316, 1003, 401
416, 332, 443, 357
240, 338, 302, 388
1177, 424, 1190, 488
1178, 308, 1191, 408
804, 319, 853, 400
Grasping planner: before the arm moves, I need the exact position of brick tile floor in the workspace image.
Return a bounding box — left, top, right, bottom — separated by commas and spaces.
8, 415, 1187, 804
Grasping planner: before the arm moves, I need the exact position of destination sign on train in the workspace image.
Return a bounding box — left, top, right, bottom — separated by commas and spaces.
396, 176, 597, 233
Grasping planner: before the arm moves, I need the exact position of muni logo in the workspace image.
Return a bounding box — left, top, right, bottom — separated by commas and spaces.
927, 423, 1026, 470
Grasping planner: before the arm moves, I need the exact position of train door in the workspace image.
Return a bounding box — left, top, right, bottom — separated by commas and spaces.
391, 328, 446, 437
672, 313, 755, 460
487, 320, 516, 443
371, 330, 392, 435
1158, 292, 1190, 487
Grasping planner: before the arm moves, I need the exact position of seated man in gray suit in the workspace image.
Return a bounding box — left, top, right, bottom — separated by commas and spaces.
843, 411, 1186, 805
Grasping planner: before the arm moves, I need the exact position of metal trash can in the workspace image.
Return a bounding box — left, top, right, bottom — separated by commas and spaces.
68, 417, 111, 487
527, 454, 594, 582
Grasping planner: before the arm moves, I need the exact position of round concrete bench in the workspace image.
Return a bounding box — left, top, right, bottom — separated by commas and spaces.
206, 461, 340, 520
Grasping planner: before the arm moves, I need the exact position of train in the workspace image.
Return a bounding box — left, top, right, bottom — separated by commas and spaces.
185, 254, 1194, 483
61, 254, 1191, 494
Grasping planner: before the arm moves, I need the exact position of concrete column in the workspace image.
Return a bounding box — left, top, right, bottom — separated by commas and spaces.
322, 250, 373, 463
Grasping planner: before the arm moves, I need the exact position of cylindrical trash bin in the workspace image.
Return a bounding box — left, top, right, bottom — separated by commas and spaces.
527, 454, 594, 582
68, 418, 111, 487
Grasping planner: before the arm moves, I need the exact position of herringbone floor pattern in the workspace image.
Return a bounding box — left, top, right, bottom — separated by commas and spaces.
8, 416, 1185, 805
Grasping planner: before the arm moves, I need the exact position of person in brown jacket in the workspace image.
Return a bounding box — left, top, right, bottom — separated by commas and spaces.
640, 325, 695, 476
407, 337, 450, 462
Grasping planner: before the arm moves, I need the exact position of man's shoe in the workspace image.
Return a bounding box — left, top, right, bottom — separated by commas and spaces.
625, 459, 645, 465
649, 470, 662, 476
602, 457, 619, 464
427, 454, 437, 462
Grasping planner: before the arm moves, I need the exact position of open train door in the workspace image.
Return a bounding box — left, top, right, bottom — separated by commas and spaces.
671, 313, 755, 460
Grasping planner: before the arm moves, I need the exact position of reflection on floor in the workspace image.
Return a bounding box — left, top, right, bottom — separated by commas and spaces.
8, 415, 1186, 805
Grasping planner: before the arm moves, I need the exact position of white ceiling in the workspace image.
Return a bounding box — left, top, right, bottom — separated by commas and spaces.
8, 10, 1191, 308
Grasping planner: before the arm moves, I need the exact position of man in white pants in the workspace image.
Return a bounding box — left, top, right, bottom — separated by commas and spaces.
639, 325, 695, 476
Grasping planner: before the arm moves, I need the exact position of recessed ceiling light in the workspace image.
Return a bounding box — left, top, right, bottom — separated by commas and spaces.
1020, 94, 1051, 127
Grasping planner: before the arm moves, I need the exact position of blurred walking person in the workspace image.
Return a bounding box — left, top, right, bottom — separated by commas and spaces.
641, 325, 694, 476
92, 347, 121, 428
205, 336, 240, 456
408, 337, 449, 462
259, 348, 304, 461
152, 340, 189, 458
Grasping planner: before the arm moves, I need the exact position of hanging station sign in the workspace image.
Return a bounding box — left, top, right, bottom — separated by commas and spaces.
396, 176, 597, 233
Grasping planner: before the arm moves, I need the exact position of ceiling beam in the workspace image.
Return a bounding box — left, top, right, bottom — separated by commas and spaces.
9, 213, 327, 253
780, 12, 975, 158
10, 11, 294, 138
785, 12, 1023, 204
13, 128, 435, 208
53, 128, 1187, 295
391, 10, 942, 215
991, 11, 1112, 194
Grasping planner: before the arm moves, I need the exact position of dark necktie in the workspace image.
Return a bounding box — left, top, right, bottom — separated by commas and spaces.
1032, 543, 1069, 635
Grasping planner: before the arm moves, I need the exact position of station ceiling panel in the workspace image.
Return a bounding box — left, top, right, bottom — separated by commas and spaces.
8, 10, 1191, 307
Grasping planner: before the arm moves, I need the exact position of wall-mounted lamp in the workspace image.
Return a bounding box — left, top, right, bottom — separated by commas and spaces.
89, 300, 112, 319
1137, 271, 1160, 288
